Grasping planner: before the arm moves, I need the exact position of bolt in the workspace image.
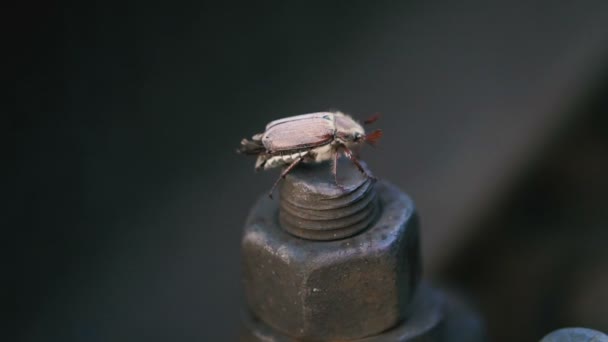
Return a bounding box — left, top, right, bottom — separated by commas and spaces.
241, 157, 421, 340
240, 157, 485, 341
278, 157, 379, 240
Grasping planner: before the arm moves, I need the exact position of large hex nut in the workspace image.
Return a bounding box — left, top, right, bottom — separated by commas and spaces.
242, 181, 421, 340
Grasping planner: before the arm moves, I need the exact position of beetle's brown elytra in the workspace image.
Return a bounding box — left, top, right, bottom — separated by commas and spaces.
237, 111, 382, 198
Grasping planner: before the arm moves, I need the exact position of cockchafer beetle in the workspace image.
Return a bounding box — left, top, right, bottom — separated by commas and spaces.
237, 111, 382, 198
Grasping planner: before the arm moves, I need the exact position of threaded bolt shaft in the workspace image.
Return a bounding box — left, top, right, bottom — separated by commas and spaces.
278, 157, 380, 240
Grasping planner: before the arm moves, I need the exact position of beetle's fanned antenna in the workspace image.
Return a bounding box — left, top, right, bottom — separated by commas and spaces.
363, 113, 381, 125
364, 129, 383, 146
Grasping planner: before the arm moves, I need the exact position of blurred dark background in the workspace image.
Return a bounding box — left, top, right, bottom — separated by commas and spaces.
10, 1, 608, 341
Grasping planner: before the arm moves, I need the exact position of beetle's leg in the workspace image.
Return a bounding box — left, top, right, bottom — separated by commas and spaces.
268, 157, 304, 199
254, 155, 267, 171
332, 147, 346, 191
342, 145, 376, 181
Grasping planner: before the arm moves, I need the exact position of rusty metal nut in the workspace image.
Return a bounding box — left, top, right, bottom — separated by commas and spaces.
242, 178, 421, 340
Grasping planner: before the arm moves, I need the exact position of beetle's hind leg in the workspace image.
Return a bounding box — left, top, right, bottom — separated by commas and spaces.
268, 156, 304, 199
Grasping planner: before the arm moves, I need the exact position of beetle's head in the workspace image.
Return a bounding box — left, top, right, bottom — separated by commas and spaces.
334, 112, 382, 147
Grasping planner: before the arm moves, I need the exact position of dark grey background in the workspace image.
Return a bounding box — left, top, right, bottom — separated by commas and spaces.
11, 1, 608, 341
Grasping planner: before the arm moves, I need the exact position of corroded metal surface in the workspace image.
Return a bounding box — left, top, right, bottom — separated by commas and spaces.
241, 283, 486, 342
241, 283, 442, 342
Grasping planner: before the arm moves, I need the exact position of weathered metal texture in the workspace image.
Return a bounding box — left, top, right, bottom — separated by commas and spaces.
241, 283, 442, 341
241, 282, 486, 342
279, 158, 378, 240
241, 159, 421, 340
540, 328, 608, 342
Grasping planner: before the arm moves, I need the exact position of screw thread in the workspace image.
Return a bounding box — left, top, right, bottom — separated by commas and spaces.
278, 157, 380, 240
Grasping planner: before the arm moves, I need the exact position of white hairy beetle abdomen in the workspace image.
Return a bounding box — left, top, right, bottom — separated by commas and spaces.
261, 143, 335, 169
263, 150, 311, 169
311, 144, 333, 162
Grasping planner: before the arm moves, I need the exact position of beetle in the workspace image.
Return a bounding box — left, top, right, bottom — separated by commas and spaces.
237, 111, 382, 198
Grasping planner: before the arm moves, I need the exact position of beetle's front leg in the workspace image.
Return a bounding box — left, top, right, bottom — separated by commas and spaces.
332, 147, 346, 191
342, 145, 376, 181
268, 156, 304, 199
